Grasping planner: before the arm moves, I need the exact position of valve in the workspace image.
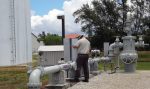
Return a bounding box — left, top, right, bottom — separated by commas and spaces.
91, 49, 100, 58
120, 52, 138, 65
114, 36, 120, 42
122, 56, 136, 64
135, 35, 149, 47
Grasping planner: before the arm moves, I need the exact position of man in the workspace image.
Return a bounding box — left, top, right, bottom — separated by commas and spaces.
72, 35, 91, 82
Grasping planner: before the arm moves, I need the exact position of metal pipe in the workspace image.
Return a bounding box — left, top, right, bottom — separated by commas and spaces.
108, 43, 117, 57
89, 57, 100, 62
109, 43, 116, 51
43, 65, 62, 74
108, 42, 123, 57
62, 18, 65, 41
135, 40, 149, 48
109, 42, 123, 51
27, 68, 42, 89
57, 15, 65, 44
28, 62, 75, 89
28, 58, 107, 89
92, 57, 101, 62
135, 36, 143, 47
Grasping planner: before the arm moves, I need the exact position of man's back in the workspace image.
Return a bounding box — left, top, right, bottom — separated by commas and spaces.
77, 37, 90, 54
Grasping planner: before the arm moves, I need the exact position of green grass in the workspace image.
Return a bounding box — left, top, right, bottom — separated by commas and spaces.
0, 54, 48, 89
99, 61, 150, 71
137, 51, 150, 70
0, 51, 150, 89
138, 51, 150, 62
137, 62, 150, 70
99, 51, 150, 70
0, 67, 28, 89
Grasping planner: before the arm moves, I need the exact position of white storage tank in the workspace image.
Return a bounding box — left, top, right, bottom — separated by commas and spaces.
0, 0, 32, 66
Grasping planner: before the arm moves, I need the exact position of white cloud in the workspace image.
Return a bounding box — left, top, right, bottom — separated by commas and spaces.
31, 0, 93, 36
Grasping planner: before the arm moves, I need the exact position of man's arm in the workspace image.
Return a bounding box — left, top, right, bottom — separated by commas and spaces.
72, 40, 80, 48
72, 45, 79, 48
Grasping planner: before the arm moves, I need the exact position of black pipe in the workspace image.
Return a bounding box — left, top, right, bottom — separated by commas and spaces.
57, 15, 65, 44
62, 18, 65, 44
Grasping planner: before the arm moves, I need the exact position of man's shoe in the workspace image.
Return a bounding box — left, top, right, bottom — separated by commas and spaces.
82, 79, 89, 82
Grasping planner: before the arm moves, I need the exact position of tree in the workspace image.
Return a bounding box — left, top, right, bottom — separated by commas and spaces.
143, 16, 150, 50
134, 0, 150, 50
73, 0, 150, 49
73, 0, 125, 49
38, 31, 62, 45
38, 31, 46, 43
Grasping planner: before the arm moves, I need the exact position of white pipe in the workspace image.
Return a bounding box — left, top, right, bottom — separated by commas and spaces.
29, 56, 125, 89
28, 68, 42, 83
118, 42, 123, 48
109, 42, 123, 51
43, 65, 61, 74
28, 62, 76, 89
135, 41, 145, 47
27, 68, 42, 89
108, 42, 123, 58
109, 43, 116, 51
89, 57, 101, 62
44, 62, 75, 74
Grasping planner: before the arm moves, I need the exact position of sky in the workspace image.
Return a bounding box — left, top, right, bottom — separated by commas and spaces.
30, 0, 64, 15
30, 0, 93, 36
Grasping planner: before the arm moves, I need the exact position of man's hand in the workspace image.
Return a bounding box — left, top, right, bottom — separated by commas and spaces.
72, 45, 78, 48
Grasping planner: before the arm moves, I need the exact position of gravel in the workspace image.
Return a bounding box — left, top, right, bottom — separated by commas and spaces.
68, 71, 150, 89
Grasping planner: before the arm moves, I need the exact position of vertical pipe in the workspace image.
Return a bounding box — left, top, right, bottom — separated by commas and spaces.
62, 17, 65, 44
69, 38, 72, 61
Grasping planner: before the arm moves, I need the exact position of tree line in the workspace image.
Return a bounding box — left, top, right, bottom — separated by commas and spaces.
38, 31, 62, 45
73, 0, 150, 50
38, 0, 150, 50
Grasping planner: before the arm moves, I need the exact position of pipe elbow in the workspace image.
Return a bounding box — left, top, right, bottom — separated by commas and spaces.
119, 42, 123, 48
135, 41, 146, 48
135, 42, 139, 47
27, 68, 42, 89
109, 43, 116, 51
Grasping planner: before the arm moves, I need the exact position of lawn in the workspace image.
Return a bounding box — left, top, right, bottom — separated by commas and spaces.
137, 51, 150, 70
0, 54, 48, 89
0, 51, 150, 89
0, 66, 28, 89
99, 51, 150, 71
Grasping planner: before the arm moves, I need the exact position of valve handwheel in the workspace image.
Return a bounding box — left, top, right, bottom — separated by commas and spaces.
122, 55, 136, 64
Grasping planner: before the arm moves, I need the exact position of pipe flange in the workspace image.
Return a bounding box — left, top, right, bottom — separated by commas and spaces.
68, 62, 76, 69
61, 63, 71, 70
